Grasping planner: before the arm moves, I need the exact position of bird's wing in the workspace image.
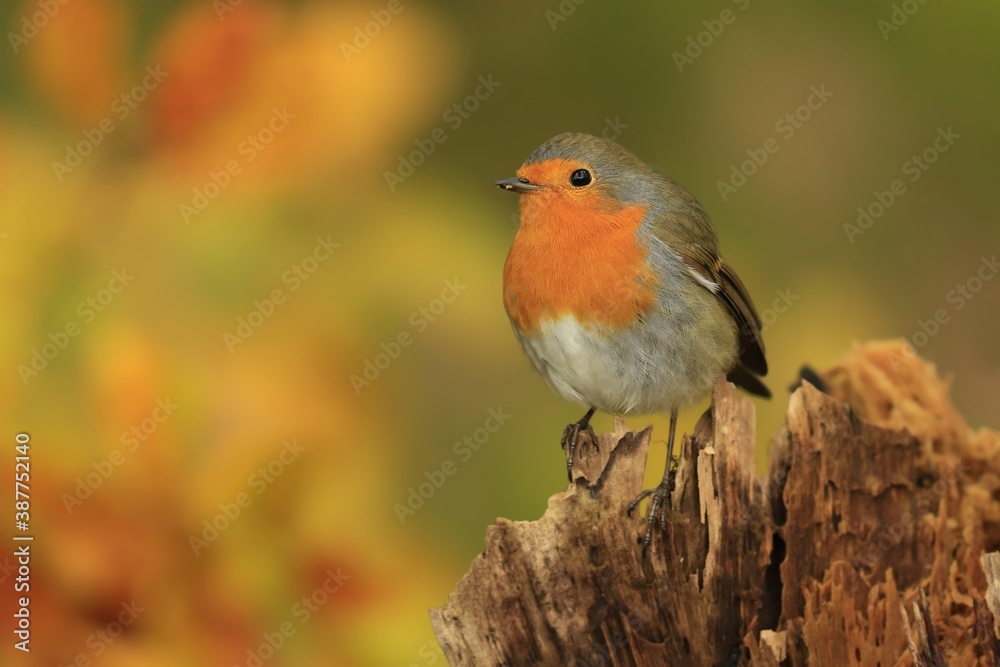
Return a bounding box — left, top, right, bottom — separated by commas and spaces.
644, 186, 769, 381
675, 241, 768, 378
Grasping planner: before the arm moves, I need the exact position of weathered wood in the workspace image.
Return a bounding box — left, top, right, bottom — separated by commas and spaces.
982, 554, 1000, 665
432, 340, 1000, 666
431, 380, 768, 666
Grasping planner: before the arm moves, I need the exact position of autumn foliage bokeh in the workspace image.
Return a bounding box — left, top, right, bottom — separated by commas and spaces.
2, 1, 460, 665
2, 1, 999, 665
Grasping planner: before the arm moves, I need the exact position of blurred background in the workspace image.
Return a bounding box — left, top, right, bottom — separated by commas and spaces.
1, 0, 998, 664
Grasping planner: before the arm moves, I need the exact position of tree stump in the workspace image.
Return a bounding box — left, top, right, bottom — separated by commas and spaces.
430, 340, 1000, 666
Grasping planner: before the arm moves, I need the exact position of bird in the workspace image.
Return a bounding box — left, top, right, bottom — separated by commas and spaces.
496, 132, 769, 551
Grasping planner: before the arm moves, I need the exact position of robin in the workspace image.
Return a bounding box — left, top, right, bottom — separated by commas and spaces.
496, 132, 769, 550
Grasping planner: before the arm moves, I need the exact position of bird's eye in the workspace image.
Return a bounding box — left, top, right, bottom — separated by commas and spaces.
569, 169, 592, 187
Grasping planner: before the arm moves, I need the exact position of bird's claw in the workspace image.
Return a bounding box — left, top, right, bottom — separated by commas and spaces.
629, 465, 677, 556
561, 420, 597, 482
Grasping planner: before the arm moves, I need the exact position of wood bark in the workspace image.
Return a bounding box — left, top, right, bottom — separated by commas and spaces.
431, 340, 1000, 666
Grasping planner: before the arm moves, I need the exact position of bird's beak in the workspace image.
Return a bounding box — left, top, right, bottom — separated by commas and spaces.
495, 177, 543, 194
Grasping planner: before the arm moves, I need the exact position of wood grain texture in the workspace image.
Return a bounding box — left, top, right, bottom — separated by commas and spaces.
432, 340, 1000, 666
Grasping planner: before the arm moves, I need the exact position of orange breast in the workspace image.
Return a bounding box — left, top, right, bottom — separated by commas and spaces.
503, 192, 656, 332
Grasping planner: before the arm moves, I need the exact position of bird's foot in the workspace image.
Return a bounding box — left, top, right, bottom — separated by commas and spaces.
561, 418, 598, 482
628, 464, 677, 556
